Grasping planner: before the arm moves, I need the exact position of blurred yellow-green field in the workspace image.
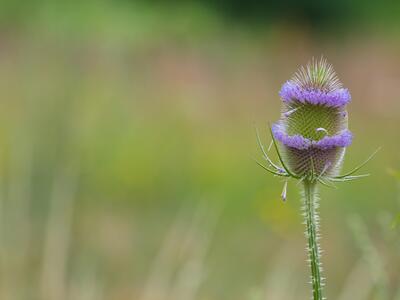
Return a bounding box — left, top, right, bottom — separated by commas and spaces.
1, 1, 400, 299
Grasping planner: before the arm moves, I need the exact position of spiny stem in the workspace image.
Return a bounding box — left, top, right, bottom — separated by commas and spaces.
303, 181, 323, 300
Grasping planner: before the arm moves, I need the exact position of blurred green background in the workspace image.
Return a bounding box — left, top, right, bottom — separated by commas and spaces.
1, 0, 400, 299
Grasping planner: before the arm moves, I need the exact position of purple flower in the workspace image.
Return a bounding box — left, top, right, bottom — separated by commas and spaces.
279, 82, 351, 108
273, 123, 353, 151
256, 58, 371, 300
271, 58, 352, 178
314, 130, 353, 150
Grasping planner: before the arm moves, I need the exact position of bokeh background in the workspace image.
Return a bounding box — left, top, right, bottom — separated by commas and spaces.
1, 1, 400, 299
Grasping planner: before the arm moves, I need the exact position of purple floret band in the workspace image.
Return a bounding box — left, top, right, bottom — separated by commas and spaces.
315, 130, 353, 150
279, 82, 351, 107
272, 124, 352, 150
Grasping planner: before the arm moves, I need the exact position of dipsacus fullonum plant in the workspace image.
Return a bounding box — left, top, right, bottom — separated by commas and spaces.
255, 58, 378, 300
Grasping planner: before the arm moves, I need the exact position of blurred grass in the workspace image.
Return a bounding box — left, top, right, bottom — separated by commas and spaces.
0, 1, 400, 300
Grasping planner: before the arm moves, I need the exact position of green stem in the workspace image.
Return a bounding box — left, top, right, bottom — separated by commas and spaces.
303, 181, 323, 300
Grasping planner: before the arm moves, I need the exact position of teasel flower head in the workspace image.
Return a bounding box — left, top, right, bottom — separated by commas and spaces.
273, 57, 352, 179
255, 57, 378, 300
255, 57, 378, 191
